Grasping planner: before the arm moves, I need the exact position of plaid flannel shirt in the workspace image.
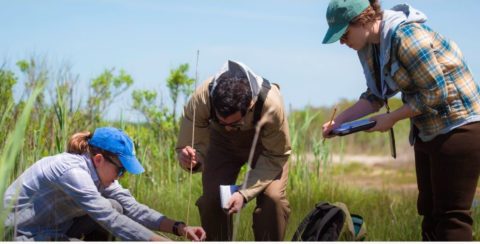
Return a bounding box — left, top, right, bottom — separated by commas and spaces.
361, 23, 480, 140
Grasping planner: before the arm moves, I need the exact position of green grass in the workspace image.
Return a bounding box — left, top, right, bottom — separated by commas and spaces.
130, 168, 417, 241
1, 61, 479, 241
135, 160, 480, 241
0, 84, 45, 238
2, 102, 478, 241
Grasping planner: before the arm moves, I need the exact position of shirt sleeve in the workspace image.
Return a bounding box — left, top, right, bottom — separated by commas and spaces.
359, 88, 385, 108
176, 78, 212, 169
56, 168, 156, 241
238, 87, 291, 202
101, 181, 165, 231
395, 23, 448, 115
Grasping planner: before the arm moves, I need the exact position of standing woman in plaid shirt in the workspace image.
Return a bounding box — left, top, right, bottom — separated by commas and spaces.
321, 0, 480, 241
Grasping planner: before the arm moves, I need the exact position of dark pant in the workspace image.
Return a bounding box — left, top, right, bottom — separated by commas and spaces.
196, 126, 290, 241
66, 199, 123, 241
414, 122, 480, 241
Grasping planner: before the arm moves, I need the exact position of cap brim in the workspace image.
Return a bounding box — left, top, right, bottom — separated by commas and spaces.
118, 154, 145, 175
322, 24, 349, 44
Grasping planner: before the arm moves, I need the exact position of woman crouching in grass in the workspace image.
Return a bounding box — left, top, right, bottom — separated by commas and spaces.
3, 127, 206, 241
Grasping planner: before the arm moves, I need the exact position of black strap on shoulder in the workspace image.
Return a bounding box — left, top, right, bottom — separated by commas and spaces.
208, 81, 217, 123
253, 78, 271, 126
208, 78, 271, 126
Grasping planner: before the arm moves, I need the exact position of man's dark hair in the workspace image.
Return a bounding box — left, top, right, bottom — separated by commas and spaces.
212, 72, 252, 118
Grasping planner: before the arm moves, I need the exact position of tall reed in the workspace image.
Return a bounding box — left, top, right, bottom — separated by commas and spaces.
0, 84, 45, 239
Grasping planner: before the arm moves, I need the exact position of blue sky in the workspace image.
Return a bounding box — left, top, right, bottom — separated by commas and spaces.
1, 0, 479, 121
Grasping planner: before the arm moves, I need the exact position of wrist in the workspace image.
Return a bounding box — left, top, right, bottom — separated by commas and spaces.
387, 110, 402, 125
172, 221, 186, 236
191, 161, 201, 171
236, 191, 247, 204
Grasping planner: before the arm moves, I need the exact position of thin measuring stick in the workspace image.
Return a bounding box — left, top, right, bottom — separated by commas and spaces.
232, 108, 275, 241
185, 50, 199, 234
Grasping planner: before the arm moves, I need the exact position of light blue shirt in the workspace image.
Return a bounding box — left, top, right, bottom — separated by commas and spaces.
3, 153, 164, 241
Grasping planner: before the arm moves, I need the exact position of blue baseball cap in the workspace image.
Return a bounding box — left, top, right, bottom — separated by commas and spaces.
88, 127, 144, 174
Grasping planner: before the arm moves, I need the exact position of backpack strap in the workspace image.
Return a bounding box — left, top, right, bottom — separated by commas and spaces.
292, 202, 335, 241
314, 205, 343, 240
332, 202, 355, 241
253, 78, 271, 126
208, 81, 218, 123
208, 78, 271, 126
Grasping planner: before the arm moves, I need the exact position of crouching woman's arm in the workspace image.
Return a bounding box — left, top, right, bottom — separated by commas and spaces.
157, 218, 206, 241
102, 179, 206, 241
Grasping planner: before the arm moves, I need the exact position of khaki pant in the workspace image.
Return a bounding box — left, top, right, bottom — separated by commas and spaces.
196, 125, 290, 241
414, 122, 480, 241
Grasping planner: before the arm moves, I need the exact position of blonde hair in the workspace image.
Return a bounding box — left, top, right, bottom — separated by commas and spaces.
351, 0, 382, 26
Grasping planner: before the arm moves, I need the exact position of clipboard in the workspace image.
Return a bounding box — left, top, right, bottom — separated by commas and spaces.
330, 119, 376, 136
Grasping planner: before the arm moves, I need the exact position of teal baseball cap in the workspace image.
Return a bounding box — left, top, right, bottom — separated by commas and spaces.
322, 0, 370, 44
88, 127, 145, 174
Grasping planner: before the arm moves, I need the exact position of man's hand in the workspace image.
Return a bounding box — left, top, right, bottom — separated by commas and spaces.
226, 192, 245, 215
179, 225, 207, 241
177, 146, 198, 171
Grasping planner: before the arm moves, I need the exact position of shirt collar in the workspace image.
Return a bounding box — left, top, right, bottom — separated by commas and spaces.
81, 153, 102, 188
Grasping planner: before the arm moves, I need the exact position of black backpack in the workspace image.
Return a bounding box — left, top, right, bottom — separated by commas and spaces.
292, 202, 367, 241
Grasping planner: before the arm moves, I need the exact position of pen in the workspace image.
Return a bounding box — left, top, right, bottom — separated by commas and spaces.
323, 106, 337, 144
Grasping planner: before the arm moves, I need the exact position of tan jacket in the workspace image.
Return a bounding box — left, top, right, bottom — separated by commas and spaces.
176, 77, 291, 201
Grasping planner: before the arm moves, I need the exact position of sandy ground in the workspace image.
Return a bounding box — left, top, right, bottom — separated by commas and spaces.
295, 150, 480, 196
330, 151, 414, 167
294, 148, 415, 168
